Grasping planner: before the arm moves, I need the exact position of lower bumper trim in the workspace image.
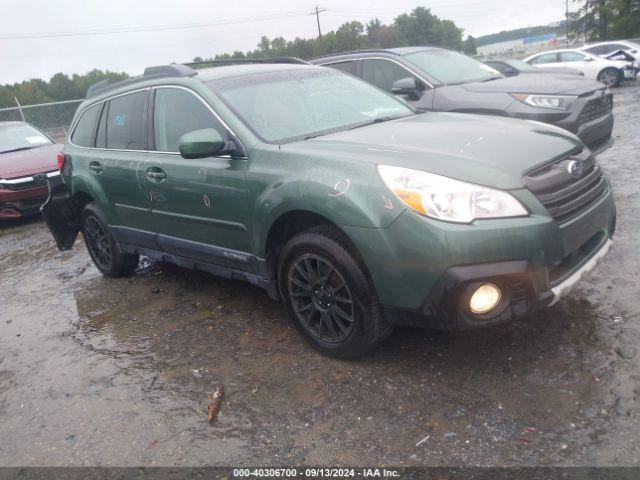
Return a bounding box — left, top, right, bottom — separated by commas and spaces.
548, 239, 613, 306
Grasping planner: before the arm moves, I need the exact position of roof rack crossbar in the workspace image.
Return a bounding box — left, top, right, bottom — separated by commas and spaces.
86, 64, 198, 99
85, 57, 308, 99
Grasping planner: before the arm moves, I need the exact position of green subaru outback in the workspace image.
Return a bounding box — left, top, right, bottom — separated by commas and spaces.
43, 61, 615, 358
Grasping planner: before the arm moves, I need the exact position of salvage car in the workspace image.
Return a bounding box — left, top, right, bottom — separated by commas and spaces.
523, 49, 636, 86
579, 40, 640, 61
0, 121, 61, 219
43, 62, 615, 358
483, 57, 584, 77
578, 42, 640, 80
311, 47, 615, 152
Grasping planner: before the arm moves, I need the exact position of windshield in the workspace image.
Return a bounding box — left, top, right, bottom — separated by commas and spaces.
208, 68, 413, 143
0, 123, 52, 153
405, 50, 502, 84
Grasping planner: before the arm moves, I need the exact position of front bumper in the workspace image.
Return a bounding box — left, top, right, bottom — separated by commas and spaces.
343, 182, 616, 330
507, 91, 614, 152
0, 171, 59, 219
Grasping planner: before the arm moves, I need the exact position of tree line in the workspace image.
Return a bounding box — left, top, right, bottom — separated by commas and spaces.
195, 7, 477, 63
0, 70, 128, 109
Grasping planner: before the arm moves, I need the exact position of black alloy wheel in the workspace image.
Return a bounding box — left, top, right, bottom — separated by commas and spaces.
83, 214, 113, 271
287, 253, 355, 343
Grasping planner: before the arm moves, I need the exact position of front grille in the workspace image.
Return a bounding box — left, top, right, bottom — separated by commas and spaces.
0, 174, 49, 191
524, 149, 609, 224
577, 94, 612, 125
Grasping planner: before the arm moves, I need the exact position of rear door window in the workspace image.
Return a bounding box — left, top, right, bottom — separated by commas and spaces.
325, 61, 358, 76
529, 53, 558, 64
152, 87, 226, 153
71, 104, 100, 147
106, 90, 148, 150
559, 52, 587, 63
362, 59, 422, 93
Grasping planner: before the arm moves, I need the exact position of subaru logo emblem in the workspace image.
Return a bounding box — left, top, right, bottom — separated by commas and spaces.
567, 160, 584, 178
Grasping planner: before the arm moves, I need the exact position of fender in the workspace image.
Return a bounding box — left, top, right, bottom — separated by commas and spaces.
247, 148, 406, 256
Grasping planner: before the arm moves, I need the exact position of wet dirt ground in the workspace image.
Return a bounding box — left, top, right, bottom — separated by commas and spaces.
1, 83, 639, 467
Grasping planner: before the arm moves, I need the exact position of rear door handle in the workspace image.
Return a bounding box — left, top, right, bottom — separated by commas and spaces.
146, 167, 166, 183
89, 160, 103, 175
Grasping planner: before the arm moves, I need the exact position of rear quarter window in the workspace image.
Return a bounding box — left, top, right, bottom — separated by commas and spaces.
70, 104, 100, 147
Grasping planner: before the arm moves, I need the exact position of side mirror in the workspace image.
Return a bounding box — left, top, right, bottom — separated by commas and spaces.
583, 57, 594, 62
179, 129, 226, 159
391, 77, 420, 98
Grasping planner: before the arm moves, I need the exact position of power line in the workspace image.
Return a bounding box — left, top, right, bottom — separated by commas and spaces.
0, 10, 312, 40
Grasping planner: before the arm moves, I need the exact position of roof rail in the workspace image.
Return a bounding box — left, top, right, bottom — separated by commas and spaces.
310, 46, 447, 61
86, 64, 198, 99
185, 57, 309, 69
310, 49, 397, 61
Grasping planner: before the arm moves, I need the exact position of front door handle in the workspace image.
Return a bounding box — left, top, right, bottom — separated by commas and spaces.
89, 160, 103, 175
146, 167, 166, 183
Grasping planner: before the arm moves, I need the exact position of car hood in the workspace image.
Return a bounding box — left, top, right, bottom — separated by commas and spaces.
289, 112, 582, 190
0, 143, 61, 179
460, 74, 603, 96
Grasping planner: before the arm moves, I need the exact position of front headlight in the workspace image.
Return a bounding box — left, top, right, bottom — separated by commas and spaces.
510, 93, 577, 110
378, 165, 528, 223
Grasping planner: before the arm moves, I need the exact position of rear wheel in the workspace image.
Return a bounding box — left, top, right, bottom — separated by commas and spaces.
81, 203, 139, 277
278, 225, 393, 359
597, 67, 621, 87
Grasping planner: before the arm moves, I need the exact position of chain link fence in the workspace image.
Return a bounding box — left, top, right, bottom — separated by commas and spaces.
0, 99, 83, 143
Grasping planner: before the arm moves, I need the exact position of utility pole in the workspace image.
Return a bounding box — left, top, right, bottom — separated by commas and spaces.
311, 6, 327, 52
565, 0, 570, 44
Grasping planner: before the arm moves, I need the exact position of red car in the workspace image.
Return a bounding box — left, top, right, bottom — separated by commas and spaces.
0, 121, 61, 219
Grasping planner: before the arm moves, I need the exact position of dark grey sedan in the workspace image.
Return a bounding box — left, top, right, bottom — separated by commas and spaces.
311, 47, 614, 152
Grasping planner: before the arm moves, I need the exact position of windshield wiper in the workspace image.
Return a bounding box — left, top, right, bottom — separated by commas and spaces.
346, 115, 406, 131
302, 115, 407, 140
1, 146, 37, 154
482, 75, 502, 82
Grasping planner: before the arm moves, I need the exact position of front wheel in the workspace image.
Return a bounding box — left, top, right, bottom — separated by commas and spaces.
597, 68, 621, 87
81, 203, 139, 277
278, 225, 393, 359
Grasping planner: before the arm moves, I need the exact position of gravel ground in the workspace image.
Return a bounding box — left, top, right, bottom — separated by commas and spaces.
0, 82, 639, 467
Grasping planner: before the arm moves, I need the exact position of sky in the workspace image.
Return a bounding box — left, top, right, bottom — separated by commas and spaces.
0, 0, 567, 85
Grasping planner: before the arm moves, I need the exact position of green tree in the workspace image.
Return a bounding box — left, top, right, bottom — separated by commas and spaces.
463, 36, 478, 55
394, 7, 441, 46
572, 0, 640, 40
334, 21, 365, 52
47, 73, 80, 101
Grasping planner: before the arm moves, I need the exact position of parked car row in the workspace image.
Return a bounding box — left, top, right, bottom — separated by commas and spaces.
311, 47, 615, 152
4, 44, 633, 223
38, 52, 617, 357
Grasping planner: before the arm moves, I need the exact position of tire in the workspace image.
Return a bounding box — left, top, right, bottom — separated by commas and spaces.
597, 67, 621, 87
277, 225, 393, 359
81, 203, 139, 277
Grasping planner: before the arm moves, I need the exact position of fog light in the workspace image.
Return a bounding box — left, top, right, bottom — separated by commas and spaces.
469, 283, 502, 315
